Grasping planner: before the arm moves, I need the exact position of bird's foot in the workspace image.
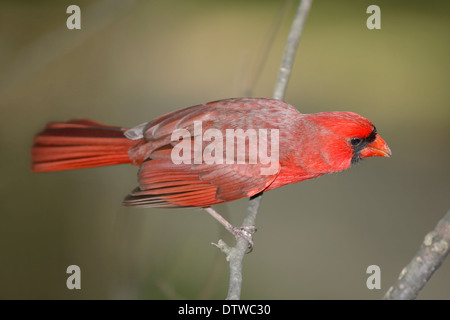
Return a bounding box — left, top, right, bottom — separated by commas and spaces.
230, 225, 257, 253
204, 207, 257, 253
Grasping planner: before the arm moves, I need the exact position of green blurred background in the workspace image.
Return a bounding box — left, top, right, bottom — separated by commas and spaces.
0, 0, 449, 299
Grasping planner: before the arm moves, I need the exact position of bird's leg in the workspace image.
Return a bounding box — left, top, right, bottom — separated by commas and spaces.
205, 207, 256, 252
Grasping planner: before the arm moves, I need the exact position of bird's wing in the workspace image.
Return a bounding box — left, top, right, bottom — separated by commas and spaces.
123, 98, 294, 208
123, 160, 280, 208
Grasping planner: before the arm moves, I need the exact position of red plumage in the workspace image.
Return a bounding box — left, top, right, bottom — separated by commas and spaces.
31, 98, 391, 208
32, 119, 138, 172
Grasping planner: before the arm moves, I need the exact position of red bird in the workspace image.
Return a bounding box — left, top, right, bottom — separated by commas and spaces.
32, 98, 390, 206
32, 98, 390, 242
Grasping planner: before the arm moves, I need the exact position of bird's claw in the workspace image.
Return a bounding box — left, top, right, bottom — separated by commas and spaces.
231, 225, 257, 253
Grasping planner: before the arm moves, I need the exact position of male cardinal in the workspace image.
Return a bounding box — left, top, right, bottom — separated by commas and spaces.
32, 98, 390, 244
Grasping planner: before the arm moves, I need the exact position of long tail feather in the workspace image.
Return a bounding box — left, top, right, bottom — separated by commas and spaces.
31, 119, 136, 172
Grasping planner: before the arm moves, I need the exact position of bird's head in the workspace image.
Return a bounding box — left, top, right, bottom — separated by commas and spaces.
300, 112, 391, 173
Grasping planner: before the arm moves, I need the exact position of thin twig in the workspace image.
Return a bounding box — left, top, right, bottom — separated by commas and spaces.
383, 210, 450, 300
239, 0, 294, 97
272, 0, 312, 100
219, 0, 313, 300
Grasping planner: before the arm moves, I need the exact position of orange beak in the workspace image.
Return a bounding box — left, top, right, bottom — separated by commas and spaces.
360, 134, 391, 159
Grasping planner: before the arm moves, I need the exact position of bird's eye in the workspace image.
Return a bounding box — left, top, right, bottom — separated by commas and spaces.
350, 138, 362, 146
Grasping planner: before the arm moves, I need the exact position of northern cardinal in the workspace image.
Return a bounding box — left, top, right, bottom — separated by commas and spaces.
32, 98, 390, 242
32, 97, 391, 205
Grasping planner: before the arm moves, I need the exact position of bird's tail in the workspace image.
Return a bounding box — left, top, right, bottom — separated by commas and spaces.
31, 119, 136, 172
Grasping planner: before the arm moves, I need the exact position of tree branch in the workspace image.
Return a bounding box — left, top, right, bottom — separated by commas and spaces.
383, 210, 450, 300
217, 0, 313, 300
272, 0, 313, 100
